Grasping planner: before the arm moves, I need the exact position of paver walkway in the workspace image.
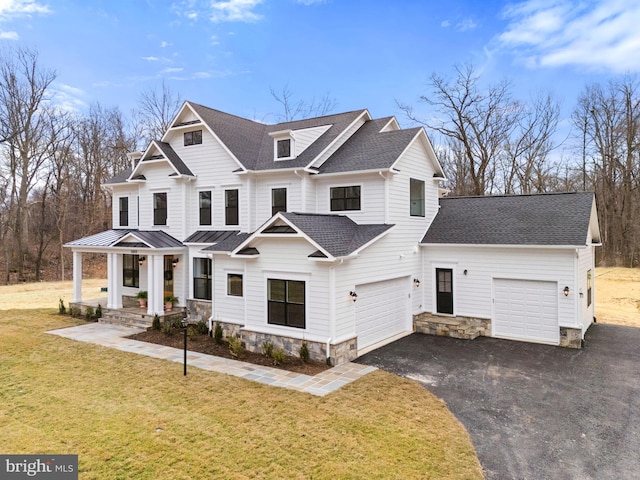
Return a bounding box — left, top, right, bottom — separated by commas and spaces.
48, 323, 376, 396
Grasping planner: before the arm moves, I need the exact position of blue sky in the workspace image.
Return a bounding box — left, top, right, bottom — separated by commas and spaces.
2, 0, 640, 132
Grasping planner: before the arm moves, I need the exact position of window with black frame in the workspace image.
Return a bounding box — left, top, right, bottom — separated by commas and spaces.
410, 178, 425, 217
271, 188, 287, 216
123, 254, 139, 288
193, 258, 212, 300
199, 191, 212, 226
184, 130, 202, 146
154, 192, 167, 225
330, 186, 361, 211
267, 279, 305, 328
227, 273, 243, 297
119, 197, 128, 227
225, 189, 239, 225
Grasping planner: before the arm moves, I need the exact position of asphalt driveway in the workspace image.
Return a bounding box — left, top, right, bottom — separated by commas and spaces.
356, 324, 640, 480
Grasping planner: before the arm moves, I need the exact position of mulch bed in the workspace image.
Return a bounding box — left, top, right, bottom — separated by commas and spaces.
128, 327, 329, 375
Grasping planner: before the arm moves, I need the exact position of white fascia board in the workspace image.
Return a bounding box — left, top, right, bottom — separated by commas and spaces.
351, 225, 394, 256
389, 129, 446, 180
161, 100, 191, 142
419, 243, 586, 249
268, 129, 294, 138
379, 117, 400, 132
306, 109, 372, 170
129, 141, 181, 178
311, 167, 397, 178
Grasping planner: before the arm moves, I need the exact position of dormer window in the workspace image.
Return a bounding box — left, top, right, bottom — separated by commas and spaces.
184, 130, 202, 146
269, 129, 295, 160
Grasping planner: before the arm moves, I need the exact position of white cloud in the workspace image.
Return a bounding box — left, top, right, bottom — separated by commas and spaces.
210, 34, 219, 45
456, 17, 477, 31
0, 30, 18, 39
440, 20, 451, 28
209, 0, 263, 23
162, 67, 184, 73
50, 82, 87, 113
141, 56, 159, 61
0, 0, 51, 20
498, 0, 640, 73
160, 41, 172, 48
296, 0, 326, 5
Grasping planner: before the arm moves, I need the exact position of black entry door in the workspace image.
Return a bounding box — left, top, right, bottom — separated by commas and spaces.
436, 268, 454, 314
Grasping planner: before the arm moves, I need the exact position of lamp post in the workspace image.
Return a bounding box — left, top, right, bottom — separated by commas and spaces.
182, 308, 189, 376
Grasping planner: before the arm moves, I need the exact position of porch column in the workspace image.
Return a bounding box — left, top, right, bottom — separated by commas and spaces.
148, 254, 164, 315
107, 254, 115, 309
72, 251, 83, 303
110, 253, 123, 310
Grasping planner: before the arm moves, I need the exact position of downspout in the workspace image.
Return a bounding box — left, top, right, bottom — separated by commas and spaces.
208, 254, 215, 334
327, 264, 336, 364
379, 171, 389, 224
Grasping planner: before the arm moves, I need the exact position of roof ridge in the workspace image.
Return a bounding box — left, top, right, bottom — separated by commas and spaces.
443, 191, 594, 200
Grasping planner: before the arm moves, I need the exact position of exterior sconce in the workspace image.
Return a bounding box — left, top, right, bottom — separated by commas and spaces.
349, 291, 358, 302
138, 256, 146, 266
563, 286, 570, 297
463, 269, 468, 276
413, 278, 420, 288
172, 258, 179, 268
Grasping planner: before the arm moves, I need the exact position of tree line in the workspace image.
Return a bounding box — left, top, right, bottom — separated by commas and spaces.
0, 50, 637, 285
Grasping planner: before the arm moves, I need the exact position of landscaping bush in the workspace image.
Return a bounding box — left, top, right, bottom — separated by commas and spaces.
272, 348, 286, 366
161, 321, 173, 336
58, 298, 66, 315
152, 314, 161, 331
262, 340, 274, 357
196, 319, 209, 335
95, 304, 102, 319
69, 306, 80, 318
85, 306, 94, 320
299, 342, 310, 363
228, 336, 244, 358
214, 323, 223, 344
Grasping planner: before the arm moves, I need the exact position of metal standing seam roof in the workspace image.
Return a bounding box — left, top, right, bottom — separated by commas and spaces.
189, 102, 367, 171
421, 192, 596, 246
184, 230, 241, 244
203, 232, 252, 252
280, 212, 393, 257
65, 230, 184, 249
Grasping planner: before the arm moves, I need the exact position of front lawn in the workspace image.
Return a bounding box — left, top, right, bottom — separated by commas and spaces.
0, 309, 483, 479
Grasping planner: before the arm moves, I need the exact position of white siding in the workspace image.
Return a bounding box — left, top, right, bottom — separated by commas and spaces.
135, 162, 184, 239
314, 173, 386, 224
421, 246, 579, 328
212, 255, 246, 326
577, 246, 596, 333
253, 172, 302, 229
111, 186, 139, 229
294, 125, 332, 156
312, 116, 366, 167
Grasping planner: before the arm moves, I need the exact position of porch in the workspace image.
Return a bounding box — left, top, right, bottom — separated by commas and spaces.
70, 298, 187, 329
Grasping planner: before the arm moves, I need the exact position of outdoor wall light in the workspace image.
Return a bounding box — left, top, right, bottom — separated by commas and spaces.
349, 291, 358, 302
138, 256, 146, 266
463, 269, 468, 276
172, 258, 179, 268
413, 278, 421, 288
563, 286, 570, 297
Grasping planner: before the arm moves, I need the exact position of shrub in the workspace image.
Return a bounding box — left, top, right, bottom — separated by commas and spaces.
299, 342, 310, 363
161, 321, 173, 335
170, 317, 183, 329
85, 306, 94, 320
262, 340, 274, 357
69, 306, 80, 318
95, 304, 102, 319
213, 323, 223, 344
272, 348, 286, 366
228, 336, 244, 358
196, 320, 209, 335
152, 314, 161, 331
58, 298, 66, 315
187, 326, 197, 340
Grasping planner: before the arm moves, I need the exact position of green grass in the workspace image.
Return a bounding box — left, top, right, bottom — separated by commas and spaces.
0, 309, 483, 479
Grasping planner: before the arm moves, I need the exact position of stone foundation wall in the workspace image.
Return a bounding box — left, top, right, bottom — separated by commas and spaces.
414, 312, 491, 339
560, 327, 583, 348
241, 330, 327, 364
187, 299, 212, 323
328, 337, 358, 366
211, 320, 242, 339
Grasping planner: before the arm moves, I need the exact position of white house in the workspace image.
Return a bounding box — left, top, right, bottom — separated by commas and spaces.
66, 101, 601, 365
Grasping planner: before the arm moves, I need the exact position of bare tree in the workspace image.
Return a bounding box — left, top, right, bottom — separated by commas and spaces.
269, 85, 337, 122
134, 79, 183, 148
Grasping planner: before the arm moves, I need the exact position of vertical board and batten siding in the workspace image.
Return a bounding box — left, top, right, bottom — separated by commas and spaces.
236, 238, 332, 341
253, 172, 302, 229
421, 246, 579, 328
293, 125, 332, 156
314, 173, 386, 224
577, 246, 596, 333
164, 128, 247, 235
331, 136, 438, 341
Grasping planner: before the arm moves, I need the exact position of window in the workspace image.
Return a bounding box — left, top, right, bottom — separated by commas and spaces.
227, 273, 243, 297
268, 279, 305, 328
587, 269, 592, 307
330, 186, 361, 211
199, 191, 212, 226
271, 188, 287, 216
225, 189, 239, 225
123, 254, 139, 288
276, 139, 291, 158
154, 193, 167, 225
184, 130, 202, 146
410, 178, 425, 217
119, 197, 128, 227
193, 258, 212, 300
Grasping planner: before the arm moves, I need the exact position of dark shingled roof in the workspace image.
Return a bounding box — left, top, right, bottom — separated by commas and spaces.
203, 232, 252, 252
154, 141, 195, 176
184, 230, 241, 244
281, 212, 393, 257
189, 102, 367, 171
421, 192, 596, 246
319, 118, 421, 174
66, 229, 184, 249
104, 168, 133, 185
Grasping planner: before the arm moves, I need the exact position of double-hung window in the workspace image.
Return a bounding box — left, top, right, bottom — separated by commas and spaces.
410, 178, 425, 217
193, 258, 212, 300
199, 191, 212, 226
267, 279, 305, 328
225, 189, 239, 226
154, 192, 167, 226
227, 274, 243, 297
271, 188, 287, 216
119, 197, 129, 227
123, 254, 139, 288
330, 186, 361, 211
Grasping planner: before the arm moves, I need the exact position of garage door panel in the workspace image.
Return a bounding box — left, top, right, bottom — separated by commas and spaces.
494, 279, 559, 344
356, 277, 409, 350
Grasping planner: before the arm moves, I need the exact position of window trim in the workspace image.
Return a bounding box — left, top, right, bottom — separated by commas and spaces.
587, 269, 592, 307
225, 189, 239, 226
193, 257, 212, 301
271, 187, 287, 216
184, 129, 203, 146
119, 197, 129, 227
267, 278, 306, 329
123, 254, 140, 288
410, 178, 425, 217
153, 192, 167, 226
227, 273, 244, 297
330, 185, 361, 212
199, 190, 212, 226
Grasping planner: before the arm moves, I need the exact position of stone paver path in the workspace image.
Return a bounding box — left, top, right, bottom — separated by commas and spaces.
48, 323, 376, 396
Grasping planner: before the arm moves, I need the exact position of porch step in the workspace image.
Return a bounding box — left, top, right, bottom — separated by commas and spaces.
100, 310, 155, 329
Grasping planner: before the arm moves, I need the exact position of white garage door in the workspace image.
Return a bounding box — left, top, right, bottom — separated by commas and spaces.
356, 277, 410, 351
493, 278, 559, 344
